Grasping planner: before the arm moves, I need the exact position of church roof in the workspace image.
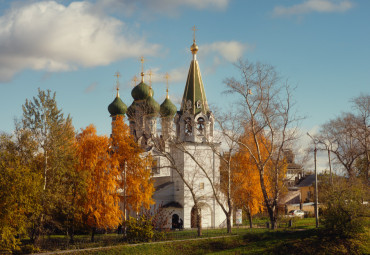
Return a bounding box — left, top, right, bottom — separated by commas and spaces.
155, 181, 173, 191
160, 97, 177, 117
131, 81, 151, 101
145, 92, 160, 116
162, 201, 183, 208
127, 101, 136, 119
180, 41, 209, 115
108, 89, 127, 116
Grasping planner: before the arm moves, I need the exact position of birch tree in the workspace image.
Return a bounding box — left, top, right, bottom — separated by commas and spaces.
223, 59, 300, 229
20, 89, 77, 242
75, 125, 121, 242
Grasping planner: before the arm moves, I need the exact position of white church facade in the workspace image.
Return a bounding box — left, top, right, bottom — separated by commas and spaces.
108, 36, 228, 229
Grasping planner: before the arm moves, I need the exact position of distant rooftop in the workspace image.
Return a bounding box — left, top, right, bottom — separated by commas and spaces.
296, 174, 315, 187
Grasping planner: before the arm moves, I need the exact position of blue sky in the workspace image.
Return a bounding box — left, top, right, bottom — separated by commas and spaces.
0, 0, 369, 170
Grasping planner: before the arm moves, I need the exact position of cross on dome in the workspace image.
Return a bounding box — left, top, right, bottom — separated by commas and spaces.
192, 25, 197, 43
140, 56, 145, 82
190, 26, 199, 56
164, 72, 170, 99
132, 76, 138, 87
148, 70, 153, 88
114, 71, 121, 97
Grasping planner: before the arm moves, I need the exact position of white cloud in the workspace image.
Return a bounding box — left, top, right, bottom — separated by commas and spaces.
198, 41, 251, 74
96, 0, 230, 15
142, 67, 188, 84
85, 81, 98, 93
0, 1, 160, 82
201, 41, 250, 63
273, 0, 353, 17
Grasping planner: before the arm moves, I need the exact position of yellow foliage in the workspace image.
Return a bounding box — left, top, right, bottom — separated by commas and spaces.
75, 125, 121, 229
111, 116, 154, 213
232, 130, 287, 216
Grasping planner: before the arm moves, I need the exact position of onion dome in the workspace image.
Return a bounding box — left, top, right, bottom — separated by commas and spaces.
127, 101, 136, 118
160, 96, 177, 118
131, 81, 151, 101
108, 94, 127, 116
145, 92, 160, 115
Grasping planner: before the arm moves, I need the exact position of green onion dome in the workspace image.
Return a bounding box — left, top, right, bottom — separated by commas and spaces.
127, 101, 136, 119
108, 96, 127, 116
160, 97, 177, 117
131, 81, 152, 101
145, 94, 160, 115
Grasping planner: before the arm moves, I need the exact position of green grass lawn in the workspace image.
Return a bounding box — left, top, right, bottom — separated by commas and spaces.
63, 227, 369, 255
20, 218, 369, 254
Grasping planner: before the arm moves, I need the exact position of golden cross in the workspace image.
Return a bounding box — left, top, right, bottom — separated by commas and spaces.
164, 73, 170, 89
192, 25, 197, 42
148, 70, 153, 87
140, 56, 145, 81
164, 72, 170, 98
140, 56, 145, 72
114, 71, 121, 80
132, 76, 138, 86
114, 71, 121, 96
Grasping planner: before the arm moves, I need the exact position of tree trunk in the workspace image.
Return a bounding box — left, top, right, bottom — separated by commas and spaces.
69, 223, 75, 244
270, 213, 278, 230
197, 208, 202, 237
226, 213, 232, 234
259, 171, 277, 230
91, 227, 96, 242
266, 205, 278, 230
246, 208, 253, 228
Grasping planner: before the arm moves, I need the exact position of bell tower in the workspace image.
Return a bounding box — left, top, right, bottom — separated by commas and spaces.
174, 27, 214, 143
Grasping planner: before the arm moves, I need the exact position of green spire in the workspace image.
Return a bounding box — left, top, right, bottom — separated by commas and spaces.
180, 41, 209, 115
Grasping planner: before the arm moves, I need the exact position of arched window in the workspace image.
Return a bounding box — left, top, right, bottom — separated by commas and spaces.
185, 117, 192, 136
197, 117, 205, 135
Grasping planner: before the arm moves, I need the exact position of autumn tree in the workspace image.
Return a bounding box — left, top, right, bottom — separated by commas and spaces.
320, 174, 369, 238
223, 59, 299, 229
0, 132, 41, 253
231, 131, 274, 228
19, 89, 77, 242
75, 125, 122, 241
110, 116, 153, 220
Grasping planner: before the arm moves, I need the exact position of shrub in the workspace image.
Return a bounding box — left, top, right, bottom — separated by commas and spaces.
320, 177, 369, 238
125, 216, 154, 243
0, 226, 21, 254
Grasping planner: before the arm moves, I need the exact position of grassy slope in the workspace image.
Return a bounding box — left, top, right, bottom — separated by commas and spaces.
30, 218, 369, 255
64, 227, 369, 255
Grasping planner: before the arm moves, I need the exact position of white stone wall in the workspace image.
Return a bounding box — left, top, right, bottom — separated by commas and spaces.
169, 143, 226, 229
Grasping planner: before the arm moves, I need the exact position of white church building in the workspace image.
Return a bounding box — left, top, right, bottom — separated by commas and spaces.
108, 36, 228, 229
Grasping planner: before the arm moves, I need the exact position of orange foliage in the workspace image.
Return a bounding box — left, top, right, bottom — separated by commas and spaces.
75, 125, 121, 229
232, 131, 281, 216
111, 116, 154, 213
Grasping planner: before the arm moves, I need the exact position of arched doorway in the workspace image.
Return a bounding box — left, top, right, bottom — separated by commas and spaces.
191, 203, 213, 228
172, 214, 179, 229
